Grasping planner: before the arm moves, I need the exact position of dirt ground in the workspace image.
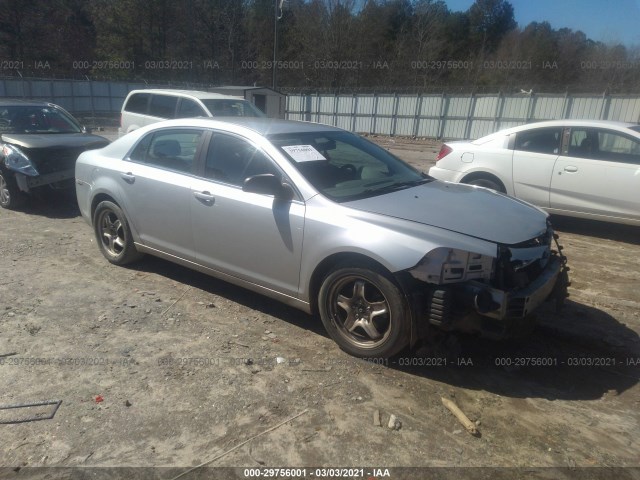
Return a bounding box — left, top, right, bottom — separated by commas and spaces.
0, 133, 639, 480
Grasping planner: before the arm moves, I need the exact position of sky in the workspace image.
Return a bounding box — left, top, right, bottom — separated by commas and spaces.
443, 0, 640, 48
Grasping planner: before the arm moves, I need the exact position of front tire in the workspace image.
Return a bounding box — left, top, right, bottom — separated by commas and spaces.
0, 169, 27, 209
318, 265, 411, 358
93, 201, 143, 265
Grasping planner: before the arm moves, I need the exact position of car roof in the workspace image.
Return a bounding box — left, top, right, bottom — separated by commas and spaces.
499, 119, 639, 134
469, 119, 640, 144
0, 98, 57, 107
139, 117, 345, 136
126, 89, 242, 100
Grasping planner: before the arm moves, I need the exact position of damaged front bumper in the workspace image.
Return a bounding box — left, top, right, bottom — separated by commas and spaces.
465, 254, 563, 320
15, 168, 75, 192
414, 245, 569, 340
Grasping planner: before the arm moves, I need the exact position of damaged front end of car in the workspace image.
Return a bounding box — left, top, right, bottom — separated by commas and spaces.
2, 143, 82, 193
406, 225, 570, 339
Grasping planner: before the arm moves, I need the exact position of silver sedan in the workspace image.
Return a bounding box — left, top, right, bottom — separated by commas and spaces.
76, 118, 568, 358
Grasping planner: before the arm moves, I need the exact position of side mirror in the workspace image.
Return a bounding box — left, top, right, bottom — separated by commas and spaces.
82, 125, 92, 134
243, 174, 294, 200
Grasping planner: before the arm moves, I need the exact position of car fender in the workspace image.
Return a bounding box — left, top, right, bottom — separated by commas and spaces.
297, 196, 497, 303
437, 147, 514, 195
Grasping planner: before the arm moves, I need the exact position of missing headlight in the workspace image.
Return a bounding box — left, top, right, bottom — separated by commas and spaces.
410, 247, 495, 285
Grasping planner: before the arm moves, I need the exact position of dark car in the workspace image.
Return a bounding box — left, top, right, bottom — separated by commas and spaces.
0, 99, 110, 209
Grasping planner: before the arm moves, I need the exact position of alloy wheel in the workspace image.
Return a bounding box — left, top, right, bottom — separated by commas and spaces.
326, 275, 393, 349
98, 210, 126, 257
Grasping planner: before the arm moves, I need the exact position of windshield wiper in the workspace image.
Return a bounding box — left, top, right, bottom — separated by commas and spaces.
337, 177, 433, 203
363, 178, 432, 194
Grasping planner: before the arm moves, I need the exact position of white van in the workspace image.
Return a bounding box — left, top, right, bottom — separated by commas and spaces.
118, 89, 265, 136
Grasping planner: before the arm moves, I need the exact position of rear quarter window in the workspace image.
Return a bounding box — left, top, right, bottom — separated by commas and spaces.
514, 128, 562, 155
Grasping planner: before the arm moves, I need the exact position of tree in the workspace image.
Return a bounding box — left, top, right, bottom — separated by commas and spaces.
191, 0, 247, 84
468, 0, 516, 56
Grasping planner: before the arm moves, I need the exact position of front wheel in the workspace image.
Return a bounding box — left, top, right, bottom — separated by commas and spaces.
93, 200, 143, 265
318, 266, 411, 358
0, 169, 26, 209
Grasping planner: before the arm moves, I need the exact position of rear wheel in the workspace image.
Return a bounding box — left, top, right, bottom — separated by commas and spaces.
93, 200, 143, 265
319, 265, 411, 358
0, 169, 26, 209
465, 177, 505, 193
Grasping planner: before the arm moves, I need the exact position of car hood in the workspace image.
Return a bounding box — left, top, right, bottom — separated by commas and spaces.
1, 133, 109, 150
343, 180, 548, 246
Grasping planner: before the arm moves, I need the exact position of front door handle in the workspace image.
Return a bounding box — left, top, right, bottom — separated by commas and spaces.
193, 191, 215, 205
563, 166, 578, 173
120, 172, 136, 184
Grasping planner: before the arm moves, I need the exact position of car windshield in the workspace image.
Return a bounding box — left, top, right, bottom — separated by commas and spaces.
269, 131, 431, 202
201, 99, 265, 118
0, 105, 83, 134
629, 125, 640, 133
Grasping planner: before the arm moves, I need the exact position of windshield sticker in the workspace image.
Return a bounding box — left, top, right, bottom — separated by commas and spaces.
282, 145, 326, 162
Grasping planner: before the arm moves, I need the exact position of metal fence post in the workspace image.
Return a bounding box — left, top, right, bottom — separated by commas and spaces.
412, 94, 423, 138
526, 94, 535, 122
493, 91, 502, 132
600, 91, 611, 120
89, 80, 96, 120
352, 93, 358, 133
304, 94, 311, 122
391, 93, 399, 136
372, 94, 379, 135
437, 93, 447, 140
464, 92, 476, 139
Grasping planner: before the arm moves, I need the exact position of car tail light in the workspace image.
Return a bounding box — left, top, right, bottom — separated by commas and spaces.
435, 144, 453, 162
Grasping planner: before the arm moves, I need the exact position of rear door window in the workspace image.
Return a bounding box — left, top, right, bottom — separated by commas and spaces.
148, 95, 178, 119
124, 93, 149, 114
176, 98, 207, 118
127, 129, 204, 174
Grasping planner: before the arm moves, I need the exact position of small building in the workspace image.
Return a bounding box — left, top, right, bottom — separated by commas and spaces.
207, 86, 285, 119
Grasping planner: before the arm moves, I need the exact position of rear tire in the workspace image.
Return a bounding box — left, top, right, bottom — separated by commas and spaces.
465, 177, 505, 193
93, 200, 143, 265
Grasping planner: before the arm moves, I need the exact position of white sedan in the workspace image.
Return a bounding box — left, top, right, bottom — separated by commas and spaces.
429, 120, 640, 226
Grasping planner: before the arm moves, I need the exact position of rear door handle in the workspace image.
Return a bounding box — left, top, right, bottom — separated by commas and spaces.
120, 172, 136, 184
193, 191, 215, 205
563, 166, 578, 173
